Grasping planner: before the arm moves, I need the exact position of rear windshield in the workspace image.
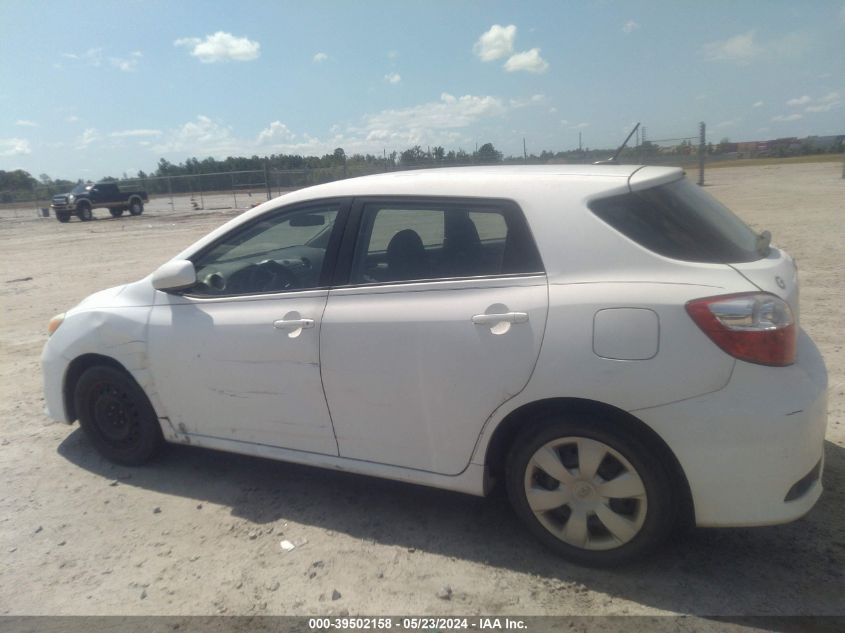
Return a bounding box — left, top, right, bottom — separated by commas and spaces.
588, 178, 765, 263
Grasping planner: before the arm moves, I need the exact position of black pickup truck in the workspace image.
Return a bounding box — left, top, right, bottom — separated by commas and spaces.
51, 182, 149, 222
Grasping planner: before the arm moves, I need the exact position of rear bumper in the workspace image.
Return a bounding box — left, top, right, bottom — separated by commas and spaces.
635, 329, 828, 527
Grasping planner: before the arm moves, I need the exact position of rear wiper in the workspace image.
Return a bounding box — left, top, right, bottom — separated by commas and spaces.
756, 229, 771, 255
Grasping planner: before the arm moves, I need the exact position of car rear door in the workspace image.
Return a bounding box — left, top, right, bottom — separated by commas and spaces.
319, 197, 548, 475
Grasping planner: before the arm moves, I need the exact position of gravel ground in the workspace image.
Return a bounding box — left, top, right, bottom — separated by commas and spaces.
0, 162, 843, 618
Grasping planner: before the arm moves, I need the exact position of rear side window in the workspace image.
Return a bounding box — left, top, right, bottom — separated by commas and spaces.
350, 201, 543, 284
589, 179, 765, 263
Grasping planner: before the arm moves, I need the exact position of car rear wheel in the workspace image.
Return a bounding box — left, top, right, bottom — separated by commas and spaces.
129, 199, 144, 216
74, 366, 163, 466
77, 203, 93, 221
110, 208, 124, 218
506, 414, 676, 566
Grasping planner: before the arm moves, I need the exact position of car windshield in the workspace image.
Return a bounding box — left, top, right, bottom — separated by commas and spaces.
71, 183, 92, 194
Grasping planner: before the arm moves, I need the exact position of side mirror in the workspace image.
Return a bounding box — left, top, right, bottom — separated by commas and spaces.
152, 259, 196, 291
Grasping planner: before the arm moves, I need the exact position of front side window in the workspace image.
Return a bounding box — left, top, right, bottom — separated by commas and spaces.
351, 201, 542, 284
188, 205, 339, 296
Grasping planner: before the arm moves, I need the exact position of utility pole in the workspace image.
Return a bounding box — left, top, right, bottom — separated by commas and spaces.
698, 122, 706, 186
578, 132, 582, 152
523, 137, 527, 162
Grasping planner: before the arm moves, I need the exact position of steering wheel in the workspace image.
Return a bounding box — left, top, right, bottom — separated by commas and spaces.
225, 259, 299, 294
248, 259, 300, 292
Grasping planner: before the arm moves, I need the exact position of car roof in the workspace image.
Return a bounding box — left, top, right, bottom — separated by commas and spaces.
278, 164, 680, 202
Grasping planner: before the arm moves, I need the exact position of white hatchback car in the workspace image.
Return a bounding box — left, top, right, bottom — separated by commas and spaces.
42, 165, 827, 565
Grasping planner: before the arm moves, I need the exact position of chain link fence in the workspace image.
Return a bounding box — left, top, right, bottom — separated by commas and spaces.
7, 122, 837, 222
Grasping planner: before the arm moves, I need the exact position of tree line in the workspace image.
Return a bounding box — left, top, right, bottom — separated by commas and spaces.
3, 134, 841, 202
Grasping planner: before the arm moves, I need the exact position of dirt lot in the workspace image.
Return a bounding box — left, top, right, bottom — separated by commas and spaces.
0, 162, 843, 617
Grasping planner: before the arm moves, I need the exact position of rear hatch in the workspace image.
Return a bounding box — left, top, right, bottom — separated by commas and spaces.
590, 169, 800, 322
727, 247, 799, 321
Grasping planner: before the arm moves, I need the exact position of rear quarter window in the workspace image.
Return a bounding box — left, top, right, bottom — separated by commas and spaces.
588, 178, 765, 263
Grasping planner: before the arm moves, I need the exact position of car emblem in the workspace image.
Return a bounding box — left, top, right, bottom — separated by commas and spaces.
775, 276, 786, 289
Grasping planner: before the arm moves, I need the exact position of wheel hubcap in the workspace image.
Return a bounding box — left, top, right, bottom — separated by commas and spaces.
523, 437, 647, 551
91, 383, 140, 446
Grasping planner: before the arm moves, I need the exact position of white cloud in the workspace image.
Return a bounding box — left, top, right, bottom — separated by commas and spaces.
65, 115, 80, 123
702, 31, 761, 63
384, 72, 401, 84
474, 24, 517, 61
622, 20, 640, 33
62, 48, 103, 67
771, 114, 803, 122
174, 32, 260, 63
0, 138, 31, 156
703, 30, 810, 64
786, 95, 811, 106
110, 51, 142, 72
569, 122, 590, 129
359, 93, 507, 145
805, 91, 842, 112
257, 121, 295, 145
387, 50, 399, 60
504, 48, 549, 73
15, 120, 38, 127
153, 115, 241, 155
753, 101, 764, 107
715, 119, 738, 129
509, 94, 545, 108
313, 52, 328, 63
109, 129, 162, 138
77, 128, 99, 148
145, 92, 541, 160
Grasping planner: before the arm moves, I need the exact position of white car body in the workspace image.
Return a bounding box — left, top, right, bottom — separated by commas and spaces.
42, 165, 827, 550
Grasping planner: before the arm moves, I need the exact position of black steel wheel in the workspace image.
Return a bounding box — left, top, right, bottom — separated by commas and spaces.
77, 203, 93, 221
74, 366, 163, 465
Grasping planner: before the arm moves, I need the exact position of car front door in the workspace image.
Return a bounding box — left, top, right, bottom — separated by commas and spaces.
147, 201, 347, 454
320, 198, 548, 475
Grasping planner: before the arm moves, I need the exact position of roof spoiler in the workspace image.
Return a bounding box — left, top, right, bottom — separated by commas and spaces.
594, 122, 640, 165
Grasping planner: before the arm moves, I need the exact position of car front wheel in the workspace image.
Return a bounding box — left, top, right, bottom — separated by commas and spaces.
74, 366, 163, 466
506, 415, 676, 566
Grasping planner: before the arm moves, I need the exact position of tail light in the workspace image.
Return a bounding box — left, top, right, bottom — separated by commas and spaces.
686, 293, 796, 366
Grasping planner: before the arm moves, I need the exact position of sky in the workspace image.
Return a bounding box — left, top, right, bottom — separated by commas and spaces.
1, 0, 843, 180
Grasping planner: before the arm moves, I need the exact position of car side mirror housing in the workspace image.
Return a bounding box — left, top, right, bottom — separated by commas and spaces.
152, 259, 197, 292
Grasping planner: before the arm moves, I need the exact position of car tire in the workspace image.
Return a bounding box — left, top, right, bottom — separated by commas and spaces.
74, 365, 163, 466
505, 414, 676, 566
56, 212, 70, 223
77, 203, 93, 221
129, 199, 144, 216
110, 208, 124, 218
